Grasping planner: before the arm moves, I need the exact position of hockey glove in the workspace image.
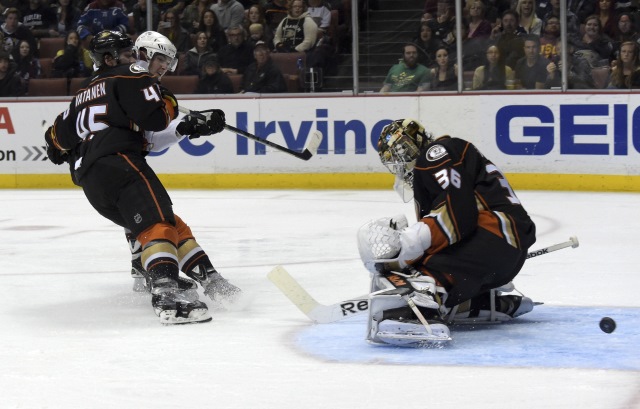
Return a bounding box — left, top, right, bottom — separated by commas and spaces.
44, 126, 67, 165
158, 85, 179, 120
176, 114, 212, 139
199, 109, 226, 135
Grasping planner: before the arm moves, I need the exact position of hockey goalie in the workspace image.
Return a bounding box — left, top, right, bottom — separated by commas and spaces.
358, 118, 538, 347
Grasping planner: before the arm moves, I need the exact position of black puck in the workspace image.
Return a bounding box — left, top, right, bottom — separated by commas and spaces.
599, 317, 616, 333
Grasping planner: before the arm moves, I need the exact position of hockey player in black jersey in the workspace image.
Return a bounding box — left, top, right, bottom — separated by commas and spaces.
358, 118, 537, 345
44, 30, 235, 324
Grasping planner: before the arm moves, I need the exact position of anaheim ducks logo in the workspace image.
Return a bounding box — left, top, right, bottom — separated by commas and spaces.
426, 144, 447, 161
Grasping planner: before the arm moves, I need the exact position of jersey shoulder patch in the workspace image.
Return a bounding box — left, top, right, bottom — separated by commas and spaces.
129, 63, 149, 74
425, 144, 448, 161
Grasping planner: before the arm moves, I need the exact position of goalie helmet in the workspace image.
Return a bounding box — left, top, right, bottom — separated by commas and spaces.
90, 30, 134, 68
378, 119, 432, 202
133, 31, 178, 74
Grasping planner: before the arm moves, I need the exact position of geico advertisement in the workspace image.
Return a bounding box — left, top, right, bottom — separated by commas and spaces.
0, 94, 639, 175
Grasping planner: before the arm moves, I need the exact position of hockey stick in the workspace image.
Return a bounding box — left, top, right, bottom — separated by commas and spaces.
177, 106, 322, 160
526, 235, 579, 259
268, 236, 580, 324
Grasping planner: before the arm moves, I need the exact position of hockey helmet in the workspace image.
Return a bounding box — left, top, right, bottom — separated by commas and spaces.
378, 118, 431, 201
133, 31, 178, 73
90, 30, 134, 68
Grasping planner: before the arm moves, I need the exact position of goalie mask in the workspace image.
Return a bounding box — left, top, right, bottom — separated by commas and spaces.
378, 119, 431, 202
133, 31, 178, 76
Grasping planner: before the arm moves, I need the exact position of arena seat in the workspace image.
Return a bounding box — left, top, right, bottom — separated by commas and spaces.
39, 58, 53, 78
271, 52, 305, 76
160, 75, 199, 94
227, 73, 243, 93
69, 77, 89, 95
27, 78, 68, 96
38, 37, 65, 59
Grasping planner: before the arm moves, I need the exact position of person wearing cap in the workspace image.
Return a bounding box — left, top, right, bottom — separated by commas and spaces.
195, 58, 235, 94
241, 41, 287, 93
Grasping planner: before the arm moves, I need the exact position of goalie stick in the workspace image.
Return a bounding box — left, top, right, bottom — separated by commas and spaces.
177, 106, 322, 160
268, 236, 580, 324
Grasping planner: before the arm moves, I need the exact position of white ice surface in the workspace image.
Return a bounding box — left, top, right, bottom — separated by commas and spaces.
1, 189, 638, 409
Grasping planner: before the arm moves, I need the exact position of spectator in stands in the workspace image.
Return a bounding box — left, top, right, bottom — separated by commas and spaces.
218, 25, 254, 74
210, 0, 245, 31
158, 10, 191, 53
430, 45, 457, 91
539, 15, 560, 60
545, 41, 595, 89
514, 34, 548, 89
13, 39, 41, 89
273, 0, 317, 53
195, 58, 235, 93
569, 15, 614, 64
515, 0, 542, 35
430, 0, 456, 47
131, 0, 160, 35
596, 0, 617, 39
413, 21, 442, 68
50, 0, 82, 38
183, 31, 217, 75
181, 0, 214, 32
540, 0, 579, 37
243, 4, 273, 35
155, 0, 186, 18
380, 43, 431, 93
264, 0, 289, 34
197, 9, 227, 52
1, 8, 38, 58
241, 41, 287, 93
76, 0, 128, 45
21, 0, 58, 39
608, 41, 640, 88
490, 9, 526, 69
466, 0, 492, 40
463, 0, 492, 70
0, 1, 21, 17
248, 23, 269, 48
0, 50, 24, 96
472, 43, 515, 89
568, 0, 596, 23
611, 12, 639, 58
307, 0, 331, 35
52, 30, 92, 78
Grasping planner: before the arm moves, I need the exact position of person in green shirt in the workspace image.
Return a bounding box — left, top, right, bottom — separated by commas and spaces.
380, 43, 431, 92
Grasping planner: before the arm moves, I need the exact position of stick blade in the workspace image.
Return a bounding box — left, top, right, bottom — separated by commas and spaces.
267, 265, 320, 317
299, 130, 323, 160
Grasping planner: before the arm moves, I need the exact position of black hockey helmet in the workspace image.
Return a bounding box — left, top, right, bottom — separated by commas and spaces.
90, 30, 134, 68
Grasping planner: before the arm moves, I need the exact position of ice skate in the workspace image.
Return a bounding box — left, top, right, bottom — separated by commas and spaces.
444, 284, 535, 324
150, 278, 211, 325
131, 258, 199, 301
187, 265, 242, 305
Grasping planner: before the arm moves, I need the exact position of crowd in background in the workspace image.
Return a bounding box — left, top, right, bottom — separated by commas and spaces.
0, 0, 348, 96
1, 0, 640, 96
381, 0, 640, 91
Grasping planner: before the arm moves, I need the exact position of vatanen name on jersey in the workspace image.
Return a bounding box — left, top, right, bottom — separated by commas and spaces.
75, 82, 106, 107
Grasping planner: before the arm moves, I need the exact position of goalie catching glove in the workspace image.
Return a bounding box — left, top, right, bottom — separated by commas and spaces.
357, 216, 431, 273
176, 109, 226, 139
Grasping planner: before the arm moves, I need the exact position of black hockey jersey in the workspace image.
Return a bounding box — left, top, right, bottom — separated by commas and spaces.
413, 136, 536, 254
46, 63, 174, 182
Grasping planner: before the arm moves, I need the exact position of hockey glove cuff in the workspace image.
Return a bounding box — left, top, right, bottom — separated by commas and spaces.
396, 222, 432, 269
159, 85, 178, 120
44, 126, 67, 165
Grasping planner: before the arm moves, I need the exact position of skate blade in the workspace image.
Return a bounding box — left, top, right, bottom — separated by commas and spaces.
159, 308, 212, 325
372, 331, 452, 347
132, 277, 148, 292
